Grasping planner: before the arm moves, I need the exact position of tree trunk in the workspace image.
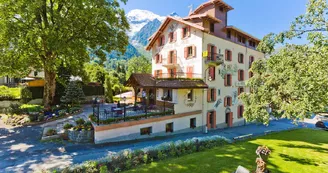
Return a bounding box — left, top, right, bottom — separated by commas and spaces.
44, 68, 56, 107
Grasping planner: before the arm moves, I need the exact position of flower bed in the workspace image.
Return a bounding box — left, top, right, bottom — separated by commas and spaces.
88, 110, 174, 125
63, 119, 94, 143
53, 135, 231, 173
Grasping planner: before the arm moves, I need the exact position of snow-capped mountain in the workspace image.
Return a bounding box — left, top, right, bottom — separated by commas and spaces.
126, 9, 165, 37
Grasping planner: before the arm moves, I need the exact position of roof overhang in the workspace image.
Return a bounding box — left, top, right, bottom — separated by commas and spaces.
183, 13, 222, 23
145, 16, 205, 51
191, 0, 234, 16
225, 26, 261, 42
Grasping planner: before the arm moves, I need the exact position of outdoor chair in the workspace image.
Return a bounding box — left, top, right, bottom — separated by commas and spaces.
104, 109, 111, 116
235, 166, 250, 173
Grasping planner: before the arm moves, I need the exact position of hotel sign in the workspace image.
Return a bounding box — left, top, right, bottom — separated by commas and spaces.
202, 51, 208, 57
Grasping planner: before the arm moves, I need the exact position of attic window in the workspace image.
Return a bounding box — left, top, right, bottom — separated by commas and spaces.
219, 7, 224, 12
210, 23, 215, 33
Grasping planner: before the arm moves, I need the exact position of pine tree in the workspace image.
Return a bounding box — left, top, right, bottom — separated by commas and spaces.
61, 81, 85, 106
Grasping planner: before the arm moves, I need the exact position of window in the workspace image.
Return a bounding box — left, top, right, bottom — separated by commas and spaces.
227, 30, 231, 39
238, 70, 244, 81
238, 35, 246, 44
219, 6, 224, 12
224, 74, 232, 86
249, 71, 254, 78
163, 89, 173, 101
168, 68, 176, 78
184, 46, 196, 58
249, 40, 256, 47
140, 127, 152, 135
158, 35, 165, 46
187, 89, 193, 101
169, 32, 174, 42
155, 70, 162, 78
207, 88, 216, 102
168, 51, 175, 64
208, 66, 215, 81
238, 105, 244, 118
155, 54, 161, 64
249, 56, 254, 68
238, 87, 244, 96
224, 96, 232, 107
225, 50, 232, 61
210, 23, 215, 33
182, 27, 190, 38
207, 44, 217, 61
186, 66, 193, 78
166, 123, 174, 133
238, 53, 244, 63
190, 118, 196, 128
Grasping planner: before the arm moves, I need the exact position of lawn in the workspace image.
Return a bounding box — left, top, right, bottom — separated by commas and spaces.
125, 129, 328, 173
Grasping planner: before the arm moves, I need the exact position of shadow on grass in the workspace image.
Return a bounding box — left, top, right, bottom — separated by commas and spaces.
279, 153, 320, 166
280, 144, 328, 153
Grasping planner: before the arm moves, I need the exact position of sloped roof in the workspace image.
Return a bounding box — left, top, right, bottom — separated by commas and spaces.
125, 73, 208, 89
225, 26, 261, 42
190, 0, 233, 16
183, 13, 222, 23
145, 16, 205, 51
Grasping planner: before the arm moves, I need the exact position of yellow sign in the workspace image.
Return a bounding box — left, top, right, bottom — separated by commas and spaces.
202, 51, 208, 58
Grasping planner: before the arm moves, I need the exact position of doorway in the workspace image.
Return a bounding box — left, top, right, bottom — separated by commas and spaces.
225, 112, 233, 127
207, 111, 216, 129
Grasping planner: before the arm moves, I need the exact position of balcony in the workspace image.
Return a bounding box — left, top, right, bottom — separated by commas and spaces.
163, 57, 178, 68
205, 53, 224, 66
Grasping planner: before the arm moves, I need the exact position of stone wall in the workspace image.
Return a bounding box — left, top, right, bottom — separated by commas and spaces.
67, 130, 94, 143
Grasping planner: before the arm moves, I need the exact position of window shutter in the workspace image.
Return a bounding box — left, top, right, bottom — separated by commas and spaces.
173, 68, 177, 77
188, 26, 191, 37
173, 50, 177, 64
190, 66, 193, 78
207, 44, 211, 60
213, 46, 217, 61
238, 70, 241, 81
162, 35, 165, 45
229, 74, 232, 86
241, 70, 244, 81
160, 54, 163, 63
157, 38, 160, 47
241, 106, 244, 117
207, 112, 211, 129
213, 111, 217, 128
192, 45, 196, 57
184, 47, 188, 59
174, 32, 177, 42
207, 89, 211, 102
237, 106, 241, 118
181, 28, 184, 39
214, 89, 217, 101
167, 52, 170, 64
224, 74, 227, 86
230, 112, 233, 123
159, 70, 162, 78
225, 50, 228, 60
229, 97, 232, 106
224, 97, 227, 107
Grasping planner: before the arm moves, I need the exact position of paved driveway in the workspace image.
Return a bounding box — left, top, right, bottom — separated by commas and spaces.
0, 115, 313, 173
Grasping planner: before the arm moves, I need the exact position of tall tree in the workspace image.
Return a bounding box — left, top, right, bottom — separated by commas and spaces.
126, 56, 152, 80
0, 0, 129, 106
241, 0, 328, 124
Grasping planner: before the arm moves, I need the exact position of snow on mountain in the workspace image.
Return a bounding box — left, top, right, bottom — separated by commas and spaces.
126, 9, 165, 37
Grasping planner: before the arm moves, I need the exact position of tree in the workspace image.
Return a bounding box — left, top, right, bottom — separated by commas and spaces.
241, 0, 328, 124
83, 63, 107, 84
105, 75, 113, 103
61, 81, 85, 106
126, 56, 152, 80
0, 0, 129, 107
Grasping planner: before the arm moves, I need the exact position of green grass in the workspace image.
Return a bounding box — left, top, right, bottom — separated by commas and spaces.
125, 129, 328, 173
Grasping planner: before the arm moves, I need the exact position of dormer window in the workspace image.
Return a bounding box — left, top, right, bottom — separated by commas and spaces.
249, 40, 256, 48
219, 6, 224, 12
210, 23, 215, 33
238, 35, 246, 44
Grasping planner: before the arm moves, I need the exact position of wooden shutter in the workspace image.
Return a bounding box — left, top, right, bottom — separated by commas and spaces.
238, 70, 241, 81
188, 26, 191, 37
229, 74, 232, 86
160, 54, 163, 63
162, 35, 165, 45
174, 32, 177, 42
213, 111, 216, 128
167, 52, 171, 64
213, 46, 217, 61
224, 74, 227, 86
184, 47, 188, 59
207, 89, 211, 102
157, 38, 160, 47
237, 106, 240, 118
241, 70, 244, 81
213, 89, 217, 101
207, 112, 211, 129
173, 50, 177, 64
207, 44, 211, 60
159, 70, 162, 78
181, 28, 184, 39
229, 97, 232, 106
173, 68, 177, 77
225, 50, 228, 60
224, 97, 227, 107
192, 45, 196, 57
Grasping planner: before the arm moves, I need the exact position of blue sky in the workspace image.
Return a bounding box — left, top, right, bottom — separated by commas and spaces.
121, 0, 309, 44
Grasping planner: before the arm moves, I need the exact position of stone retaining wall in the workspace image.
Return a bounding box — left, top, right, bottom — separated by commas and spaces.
67, 130, 94, 143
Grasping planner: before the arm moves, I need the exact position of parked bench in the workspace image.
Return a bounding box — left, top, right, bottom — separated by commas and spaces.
233, 134, 253, 141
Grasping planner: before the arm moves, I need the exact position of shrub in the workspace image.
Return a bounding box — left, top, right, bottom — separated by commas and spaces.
75, 118, 85, 125
38, 114, 45, 121
99, 165, 108, 173
46, 129, 57, 136
63, 123, 73, 130
84, 161, 98, 173
21, 87, 32, 103
20, 104, 43, 113
0, 86, 21, 100
8, 103, 23, 115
